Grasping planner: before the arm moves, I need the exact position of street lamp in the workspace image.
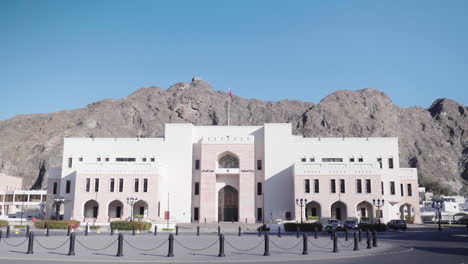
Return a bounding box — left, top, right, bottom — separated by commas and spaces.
373, 199, 385, 223
432, 199, 444, 231
127, 197, 138, 222
53, 197, 65, 220
295, 198, 307, 224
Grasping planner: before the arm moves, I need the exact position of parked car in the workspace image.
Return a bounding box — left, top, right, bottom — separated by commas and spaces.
387, 219, 407, 230
325, 219, 341, 232
344, 220, 358, 229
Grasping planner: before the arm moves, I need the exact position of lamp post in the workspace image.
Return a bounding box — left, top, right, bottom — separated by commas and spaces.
432, 199, 443, 231
53, 197, 65, 220
372, 199, 384, 223
127, 197, 138, 222
295, 198, 307, 224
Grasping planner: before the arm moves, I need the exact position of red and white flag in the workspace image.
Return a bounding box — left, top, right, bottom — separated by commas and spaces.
229, 88, 233, 98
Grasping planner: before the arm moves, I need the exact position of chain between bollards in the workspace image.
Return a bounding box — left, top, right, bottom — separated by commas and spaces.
167, 233, 174, 257
263, 233, 270, 256
116, 233, 124, 257
372, 230, 378, 247
302, 233, 308, 255
218, 234, 225, 257
68, 232, 76, 256
26, 231, 34, 254
332, 232, 338, 253
366, 230, 372, 249
353, 231, 359, 251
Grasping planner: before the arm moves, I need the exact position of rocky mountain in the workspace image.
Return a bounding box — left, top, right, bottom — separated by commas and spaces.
0, 78, 466, 195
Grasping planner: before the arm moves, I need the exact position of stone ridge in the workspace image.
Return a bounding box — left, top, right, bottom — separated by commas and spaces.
0, 78, 466, 195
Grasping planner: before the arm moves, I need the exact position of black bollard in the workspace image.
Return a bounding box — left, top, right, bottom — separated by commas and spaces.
302, 233, 308, 255
218, 226, 221, 236
258, 228, 261, 237
116, 233, 124, 257
353, 231, 359, 251
6, 225, 10, 238
154, 225, 158, 236
85, 223, 89, 236
296, 225, 300, 238
218, 234, 225, 257
263, 234, 270, 256
238, 226, 241, 237
314, 226, 317, 239
358, 228, 362, 242
132, 226, 136, 236
26, 225, 30, 237
332, 232, 338, 253
345, 228, 348, 241
366, 230, 372, 249
68, 232, 76, 256
372, 230, 377, 247
278, 227, 281, 238
110, 226, 114, 236
67, 225, 71, 236
26, 232, 34, 254
197, 226, 200, 236
330, 229, 333, 240
46, 224, 50, 237
0, 230, 2, 241
175, 226, 179, 236
167, 234, 174, 257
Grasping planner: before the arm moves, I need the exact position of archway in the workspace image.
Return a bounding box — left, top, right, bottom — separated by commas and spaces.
356, 201, 373, 221
108, 200, 124, 219
133, 200, 148, 218
305, 201, 321, 220
218, 153, 239, 168
331, 201, 347, 221
83, 200, 99, 218
218, 185, 238, 222
400, 203, 413, 221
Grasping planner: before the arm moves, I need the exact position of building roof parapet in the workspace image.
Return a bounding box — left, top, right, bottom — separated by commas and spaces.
65, 137, 165, 143
202, 135, 254, 144
292, 136, 398, 143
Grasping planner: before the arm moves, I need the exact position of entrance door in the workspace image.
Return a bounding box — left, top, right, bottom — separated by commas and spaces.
116, 206, 122, 217
361, 208, 366, 218
139, 206, 144, 215
93, 206, 98, 218
336, 207, 341, 220
218, 185, 239, 222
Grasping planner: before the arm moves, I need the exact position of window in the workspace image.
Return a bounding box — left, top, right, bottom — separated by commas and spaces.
305, 179, 310, 193
400, 184, 404, 196
390, 181, 395, 195
257, 182, 262, 195
105, 157, 109, 162
285, 212, 292, 220
194, 182, 200, 195
377, 158, 383, 169
381, 181, 384, 195
350, 157, 355, 162
257, 160, 262, 170
358, 157, 363, 162
366, 179, 371, 193
331, 179, 336, 193
143, 178, 148, 192
134, 179, 139, 192
116, 158, 136, 162
257, 208, 263, 222
66, 180, 71, 193
53, 182, 58, 194
340, 179, 345, 193
119, 178, 124, 192
150, 157, 155, 162
195, 160, 200, 170
388, 157, 394, 169
310, 157, 315, 162
301, 157, 306, 162
322, 158, 343, 162
407, 184, 412, 196
314, 179, 319, 193
85, 178, 90, 192
110, 178, 115, 192
68, 157, 73, 168
356, 179, 362, 193
95, 178, 99, 192
194, 207, 199, 221
79, 157, 83, 162
97, 157, 101, 162
142, 157, 147, 162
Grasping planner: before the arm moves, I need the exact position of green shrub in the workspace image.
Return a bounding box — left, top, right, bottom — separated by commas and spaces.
358, 223, 387, 232
134, 215, 144, 219
34, 220, 80, 229
284, 223, 323, 232
110, 221, 151, 231
162, 228, 173, 231
89, 225, 101, 230
13, 225, 27, 228
308, 216, 319, 220
360, 217, 370, 220
0, 220, 9, 227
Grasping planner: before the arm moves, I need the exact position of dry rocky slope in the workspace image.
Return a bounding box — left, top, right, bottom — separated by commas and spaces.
0, 78, 467, 195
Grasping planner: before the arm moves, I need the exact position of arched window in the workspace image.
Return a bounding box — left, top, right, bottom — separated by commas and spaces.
219, 154, 239, 168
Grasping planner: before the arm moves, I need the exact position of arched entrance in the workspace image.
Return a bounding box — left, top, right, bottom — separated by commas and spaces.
133, 200, 148, 218
356, 201, 373, 221
331, 201, 347, 221
218, 153, 239, 168
400, 203, 413, 221
305, 201, 321, 220
108, 200, 124, 219
218, 185, 238, 222
83, 200, 99, 218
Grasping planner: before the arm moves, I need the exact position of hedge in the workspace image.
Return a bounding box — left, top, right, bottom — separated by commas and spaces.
358, 223, 387, 232
284, 223, 323, 232
89, 225, 101, 230
0, 220, 8, 227
110, 221, 152, 231
34, 220, 80, 229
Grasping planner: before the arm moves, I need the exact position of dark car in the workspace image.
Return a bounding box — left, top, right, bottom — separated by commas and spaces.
387, 219, 407, 230
344, 220, 358, 229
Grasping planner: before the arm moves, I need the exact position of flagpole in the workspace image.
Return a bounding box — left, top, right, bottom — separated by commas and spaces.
228, 91, 231, 126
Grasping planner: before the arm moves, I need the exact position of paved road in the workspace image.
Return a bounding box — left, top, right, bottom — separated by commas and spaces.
0, 225, 466, 264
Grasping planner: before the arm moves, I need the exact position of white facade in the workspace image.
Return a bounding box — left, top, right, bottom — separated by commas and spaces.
46, 123, 421, 224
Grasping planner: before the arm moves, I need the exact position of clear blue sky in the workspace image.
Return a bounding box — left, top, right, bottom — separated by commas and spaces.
1, 0, 467, 120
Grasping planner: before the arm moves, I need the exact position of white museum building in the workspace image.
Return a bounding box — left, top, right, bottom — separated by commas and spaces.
45, 123, 421, 224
